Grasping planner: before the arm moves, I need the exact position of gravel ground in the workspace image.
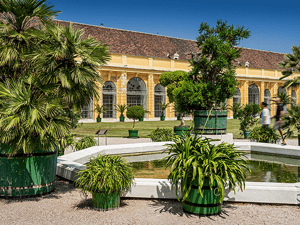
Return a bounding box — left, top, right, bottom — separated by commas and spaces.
1, 177, 299, 225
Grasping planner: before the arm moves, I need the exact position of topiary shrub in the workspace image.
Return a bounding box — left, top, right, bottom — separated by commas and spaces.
126, 106, 145, 129
150, 128, 175, 142
249, 126, 280, 143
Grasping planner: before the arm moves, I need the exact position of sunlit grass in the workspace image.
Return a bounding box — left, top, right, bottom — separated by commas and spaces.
71, 119, 297, 139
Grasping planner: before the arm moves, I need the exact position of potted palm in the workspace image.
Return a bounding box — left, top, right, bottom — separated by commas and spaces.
126, 105, 145, 138
115, 104, 128, 122
158, 102, 171, 121
0, 0, 110, 197
95, 104, 108, 122
282, 105, 300, 146
138, 107, 149, 121
164, 133, 249, 216
75, 154, 134, 210
236, 104, 261, 139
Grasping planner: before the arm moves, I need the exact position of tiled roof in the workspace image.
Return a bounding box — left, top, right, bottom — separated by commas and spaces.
55, 20, 285, 70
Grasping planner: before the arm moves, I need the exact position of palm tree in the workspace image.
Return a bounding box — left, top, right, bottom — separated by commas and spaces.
0, 79, 71, 155
278, 45, 300, 88
115, 104, 129, 117
276, 93, 295, 107
95, 104, 108, 118
158, 102, 171, 116
0, 0, 111, 153
33, 22, 110, 110
0, 0, 60, 81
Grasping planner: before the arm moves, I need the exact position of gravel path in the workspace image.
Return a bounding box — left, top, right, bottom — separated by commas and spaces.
1, 177, 299, 225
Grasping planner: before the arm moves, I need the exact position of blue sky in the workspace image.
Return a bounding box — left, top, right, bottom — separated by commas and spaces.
49, 0, 300, 54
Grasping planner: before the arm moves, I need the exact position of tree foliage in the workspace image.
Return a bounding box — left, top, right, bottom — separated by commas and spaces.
174, 20, 250, 110
278, 45, 300, 88
236, 103, 261, 132
126, 105, 145, 129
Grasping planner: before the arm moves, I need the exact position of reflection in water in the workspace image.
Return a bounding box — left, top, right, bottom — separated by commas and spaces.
130, 158, 299, 183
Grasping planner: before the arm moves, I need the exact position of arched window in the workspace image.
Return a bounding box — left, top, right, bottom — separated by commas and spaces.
127, 77, 147, 116
277, 86, 287, 95
81, 99, 94, 119
291, 90, 297, 105
248, 84, 259, 105
233, 88, 241, 104
154, 83, 165, 117
264, 89, 271, 108
102, 81, 116, 118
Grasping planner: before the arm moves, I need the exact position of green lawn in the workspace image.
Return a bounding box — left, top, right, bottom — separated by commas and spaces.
72, 119, 248, 139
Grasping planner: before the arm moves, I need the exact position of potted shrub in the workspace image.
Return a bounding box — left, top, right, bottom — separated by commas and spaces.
95, 104, 108, 122
229, 102, 241, 119
126, 105, 145, 138
168, 21, 250, 134
138, 107, 149, 121
75, 154, 134, 210
249, 126, 280, 143
115, 104, 128, 122
0, 0, 110, 197
164, 133, 249, 216
236, 104, 261, 139
159, 71, 190, 136
282, 105, 300, 146
158, 102, 171, 121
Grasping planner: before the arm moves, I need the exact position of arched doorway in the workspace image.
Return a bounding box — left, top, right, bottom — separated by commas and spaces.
127, 77, 147, 115
277, 86, 287, 95
102, 81, 116, 118
233, 88, 241, 104
154, 83, 165, 117
248, 84, 259, 105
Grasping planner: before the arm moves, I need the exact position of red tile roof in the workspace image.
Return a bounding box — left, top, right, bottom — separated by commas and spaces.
55, 20, 285, 70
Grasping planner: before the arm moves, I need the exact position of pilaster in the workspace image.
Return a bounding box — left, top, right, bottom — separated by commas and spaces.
243, 80, 249, 105
147, 73, 155, 118
228, 98, 233, 118
260, 81, 265, 104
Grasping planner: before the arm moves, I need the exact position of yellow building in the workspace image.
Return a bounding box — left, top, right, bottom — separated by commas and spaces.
58, 21, 300, 121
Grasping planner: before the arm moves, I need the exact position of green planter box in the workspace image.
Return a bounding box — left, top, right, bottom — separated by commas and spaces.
120, 116, 125, 122
177, 116, 181, 121
182, 179, 222, 216
0, 152, 57, 197
139, 118, 144, 121
92, 192, 120, 210
128, 130, 138, 138
233, 115, 237, 119
174, 126, 189, 137
194, 110, 227, 135
244, 130, 251, 139
160, 116, 165, 121
96, 117, 101, 123
298, 134, 300, 146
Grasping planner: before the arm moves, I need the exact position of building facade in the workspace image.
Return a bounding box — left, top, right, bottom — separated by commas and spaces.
59, 21, 300, 121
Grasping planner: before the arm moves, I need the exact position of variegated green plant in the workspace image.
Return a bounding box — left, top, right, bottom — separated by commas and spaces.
75, 136, 96, 151
75, 154, 134, 195
164, 134, 250, 202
